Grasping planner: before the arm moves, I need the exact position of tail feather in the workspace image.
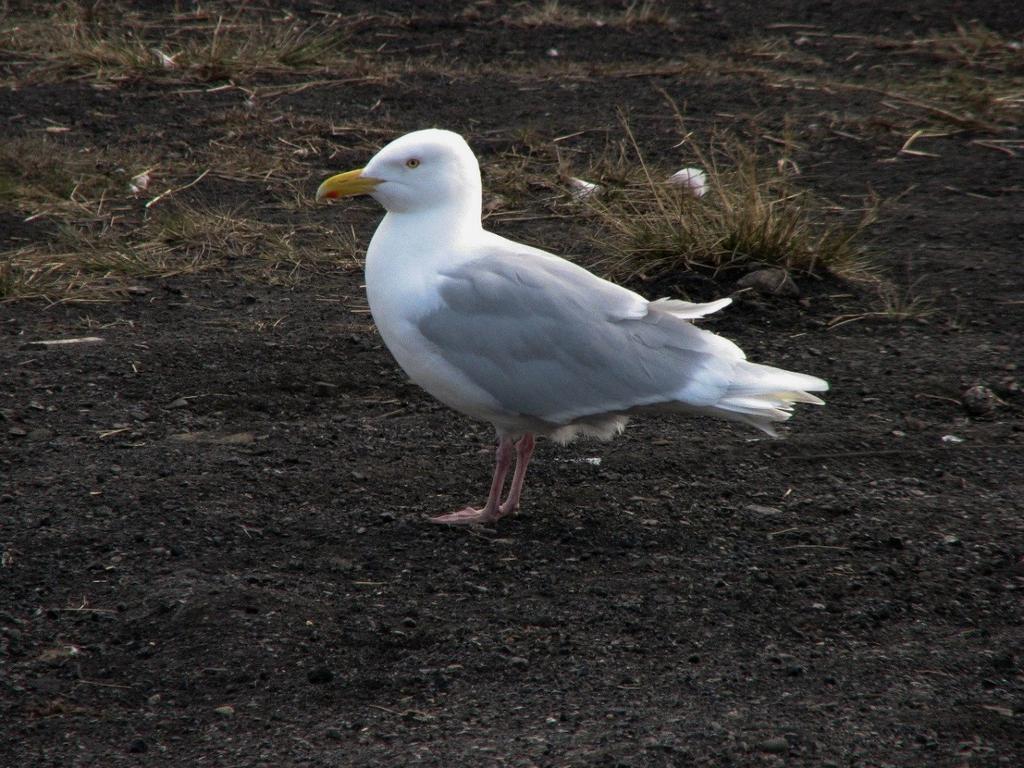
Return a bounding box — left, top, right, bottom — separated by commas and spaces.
650, 296, 732, 320
712, 361, 828, 436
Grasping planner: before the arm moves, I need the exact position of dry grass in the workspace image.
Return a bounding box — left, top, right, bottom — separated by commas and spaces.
577, 127, 874, 284
731, 36, 828, 70
893, 70, 1024, 130
0, 135, 146, 214
0, 131, 351, 302
2, 201, 345, 302
830, 24, 1024, 131
2, 3, 352, 84
867, 22, 1024, 71
514, 0, 673, 29
827, 279, 936, 328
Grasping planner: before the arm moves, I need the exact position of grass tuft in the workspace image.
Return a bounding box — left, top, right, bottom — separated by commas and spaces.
580, 129, 874, 284
0, 126, 352, 302
1, 200, 345, 302
3, 3, 351, 84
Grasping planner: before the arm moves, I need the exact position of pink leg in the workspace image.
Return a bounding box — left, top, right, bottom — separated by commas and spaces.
499, 433, 535, 517
430, 436, 515, 525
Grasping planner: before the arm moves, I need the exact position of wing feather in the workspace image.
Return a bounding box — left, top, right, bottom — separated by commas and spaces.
416, 248, 738, 424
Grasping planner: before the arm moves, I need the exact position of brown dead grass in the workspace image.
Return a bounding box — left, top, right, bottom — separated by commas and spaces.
860, 22, 1024, 71
0, 132, 350, 302
576, 127, 875, 283
1, 3, 353, 84
2, 201, 347, 302
513, 0, 673, 29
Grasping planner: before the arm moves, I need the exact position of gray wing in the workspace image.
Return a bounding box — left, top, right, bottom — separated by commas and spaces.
416, 249, 743, 424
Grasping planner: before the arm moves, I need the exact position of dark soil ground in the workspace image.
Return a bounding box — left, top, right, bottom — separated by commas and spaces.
2, 2, 1023, 766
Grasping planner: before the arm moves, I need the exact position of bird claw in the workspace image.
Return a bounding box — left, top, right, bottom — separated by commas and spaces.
429, 506, 501, 526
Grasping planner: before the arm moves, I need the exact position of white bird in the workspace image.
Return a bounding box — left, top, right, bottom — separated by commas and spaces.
317, 129, 827, 525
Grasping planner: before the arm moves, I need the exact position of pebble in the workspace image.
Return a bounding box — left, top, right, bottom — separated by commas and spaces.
214, 705, 235, 716
758, 736, 789, 754
961, 385, 1000, 416
736, 268, 799, 297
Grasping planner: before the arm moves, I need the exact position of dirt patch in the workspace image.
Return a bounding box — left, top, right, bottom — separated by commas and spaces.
2, 2, 1022, 765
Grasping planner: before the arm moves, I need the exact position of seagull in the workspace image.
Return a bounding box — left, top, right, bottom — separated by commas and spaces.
317, 129, 828, 525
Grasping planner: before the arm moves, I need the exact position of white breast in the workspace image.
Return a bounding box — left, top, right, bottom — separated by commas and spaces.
364, 217, 508, 424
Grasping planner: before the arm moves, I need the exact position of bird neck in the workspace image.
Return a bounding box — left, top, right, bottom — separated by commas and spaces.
381, 199, 483, 244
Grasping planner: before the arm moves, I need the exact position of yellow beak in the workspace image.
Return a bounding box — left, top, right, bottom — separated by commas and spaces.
315, 168, 381, 202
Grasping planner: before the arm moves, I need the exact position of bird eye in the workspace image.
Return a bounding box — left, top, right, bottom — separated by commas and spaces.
405, 158, 420, 169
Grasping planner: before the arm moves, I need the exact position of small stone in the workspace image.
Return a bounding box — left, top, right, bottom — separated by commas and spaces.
736, 268, 799, 297
214, 704, 235, 716
8, 427, 27, 437
904, 416, 929, 431
961, 385, 1000, 416
166, 397, 190, 409
746, 504, 782, 516
127, 739, 147, 754
758, 736, 789, 754
307, 667, 334, 685
506, 656, 529, 667
483, 194, 508, 214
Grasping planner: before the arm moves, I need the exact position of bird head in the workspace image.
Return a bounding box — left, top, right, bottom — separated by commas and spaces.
316, 128, 482, 216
